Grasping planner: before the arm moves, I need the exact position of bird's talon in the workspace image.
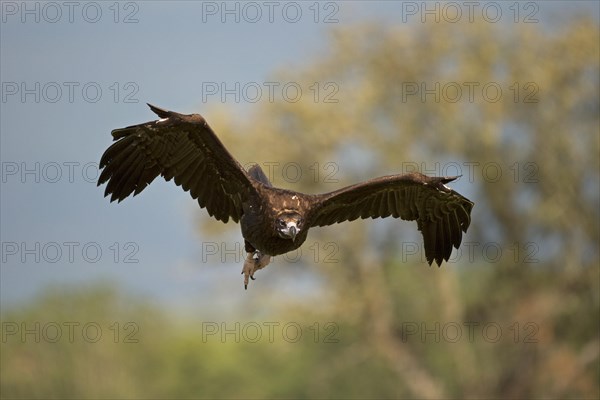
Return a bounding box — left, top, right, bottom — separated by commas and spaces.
241, 250, 271, 290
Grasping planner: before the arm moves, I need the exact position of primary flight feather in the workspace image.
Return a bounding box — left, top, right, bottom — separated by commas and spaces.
98, 104, 474, 289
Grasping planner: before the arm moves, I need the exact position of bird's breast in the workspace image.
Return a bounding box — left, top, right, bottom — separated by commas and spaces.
240, 198, 308, 256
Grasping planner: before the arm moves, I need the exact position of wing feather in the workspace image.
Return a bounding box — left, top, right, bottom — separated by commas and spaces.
308, 172, 474, 266
114, 151, 146, 202
443, 214, 453, 260
189, 164, 207, 199
134, 164, 161, 196
449, 210, 463, 248
98, 104, 256, 223
377, 193, 388, 217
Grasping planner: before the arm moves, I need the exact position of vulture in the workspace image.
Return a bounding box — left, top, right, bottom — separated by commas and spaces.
98, 104, 474, 289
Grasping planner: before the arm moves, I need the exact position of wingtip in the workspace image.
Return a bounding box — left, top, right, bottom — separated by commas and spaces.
425, 244, 450, 267
441, 175, 461, 184
147, 103, 171, 118
111, 127, 129, 140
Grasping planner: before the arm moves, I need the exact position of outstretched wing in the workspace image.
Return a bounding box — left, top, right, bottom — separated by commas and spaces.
308, 172, 474, 265
98, 104, 255, 223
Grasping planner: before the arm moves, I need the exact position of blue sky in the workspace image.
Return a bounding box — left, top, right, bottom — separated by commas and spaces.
1, 1, 597, 314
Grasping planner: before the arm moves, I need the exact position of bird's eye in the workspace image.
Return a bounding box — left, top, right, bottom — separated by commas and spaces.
277, 219, 286, 227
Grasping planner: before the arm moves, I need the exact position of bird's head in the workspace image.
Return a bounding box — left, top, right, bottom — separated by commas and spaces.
275, 211, 304, 242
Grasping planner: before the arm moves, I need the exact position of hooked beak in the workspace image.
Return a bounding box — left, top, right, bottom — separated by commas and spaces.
289, 226, 297, 242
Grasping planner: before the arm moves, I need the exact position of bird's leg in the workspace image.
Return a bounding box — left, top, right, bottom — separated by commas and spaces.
241, 250, 272, 290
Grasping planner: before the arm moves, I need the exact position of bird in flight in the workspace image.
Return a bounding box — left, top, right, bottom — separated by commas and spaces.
98, 104, 474, 289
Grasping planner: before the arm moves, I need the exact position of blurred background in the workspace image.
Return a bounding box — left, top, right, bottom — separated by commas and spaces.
1, 1, 598, 398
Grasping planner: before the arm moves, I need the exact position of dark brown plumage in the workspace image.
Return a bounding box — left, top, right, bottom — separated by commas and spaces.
98, 104, 474, 288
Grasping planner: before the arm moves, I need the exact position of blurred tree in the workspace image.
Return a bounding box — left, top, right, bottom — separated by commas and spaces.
203, 18, 599, 399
